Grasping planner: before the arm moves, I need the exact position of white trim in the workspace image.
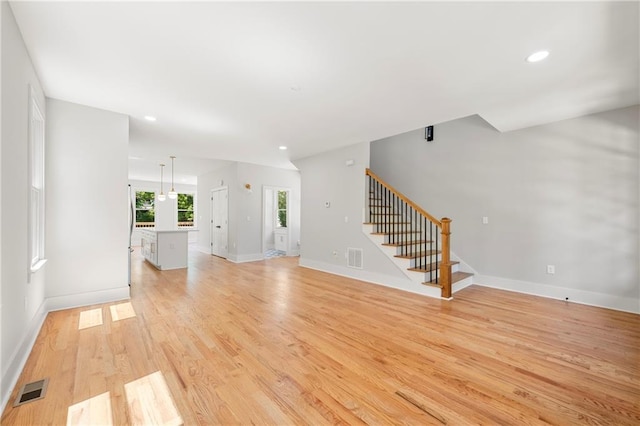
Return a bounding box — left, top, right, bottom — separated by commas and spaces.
46, 286, 130, 312
29, 258, 47, 273
27, 86, 46, 278
228, 253, 265, 263
474, 275, 640, 314
299, 257, 443, 299
1, 299, 48, 412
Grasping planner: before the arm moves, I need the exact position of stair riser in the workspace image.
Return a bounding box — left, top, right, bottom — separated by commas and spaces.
368, 208, 397, 215
411, 262, 461, 281
384, 233, 423, 243
368, 216, 405, 223
372, 223, 414, 232
409, 255, 442, 267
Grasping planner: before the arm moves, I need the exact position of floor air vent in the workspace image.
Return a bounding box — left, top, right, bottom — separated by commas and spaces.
347, 248, 363, 269
13, 378, 49, 407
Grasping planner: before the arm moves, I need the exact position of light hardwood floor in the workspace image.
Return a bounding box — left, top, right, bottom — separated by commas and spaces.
2, 248, 639, 425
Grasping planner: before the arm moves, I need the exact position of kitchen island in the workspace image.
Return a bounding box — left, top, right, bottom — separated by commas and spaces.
139, 229, 190, 270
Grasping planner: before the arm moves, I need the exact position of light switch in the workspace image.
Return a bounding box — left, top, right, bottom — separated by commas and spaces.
482, 216, 489, 224
325, 202, 330, 208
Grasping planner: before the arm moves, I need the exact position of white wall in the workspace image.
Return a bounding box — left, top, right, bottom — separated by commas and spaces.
370, 107, 640, 313
0, 1, 48, 410
128, 179, 198, 245
294, 142, 418, 292
45, 99, 130, 307
197, 162, 301, 262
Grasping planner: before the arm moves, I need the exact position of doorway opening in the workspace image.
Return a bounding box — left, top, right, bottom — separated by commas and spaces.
263, 186, 290, 259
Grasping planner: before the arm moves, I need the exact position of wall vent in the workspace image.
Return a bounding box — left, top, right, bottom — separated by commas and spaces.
347, 248, 363, 269
13, 378, 49, 407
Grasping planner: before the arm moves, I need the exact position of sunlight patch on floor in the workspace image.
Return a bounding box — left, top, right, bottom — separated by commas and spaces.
125, 371, 183, 426
67, 391, 112, 426
109, 302, 136, 322
78, 308, 103, 330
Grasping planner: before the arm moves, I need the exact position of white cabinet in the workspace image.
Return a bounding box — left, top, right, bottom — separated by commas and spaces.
139, 229, 189, 270
274, 228, 288, 252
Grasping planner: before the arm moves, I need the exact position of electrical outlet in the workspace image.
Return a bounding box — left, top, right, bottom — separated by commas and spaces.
547, 265, 555, 274
482, 216, 489, 225
344, 216, 349, 223
332, 250, 338, 257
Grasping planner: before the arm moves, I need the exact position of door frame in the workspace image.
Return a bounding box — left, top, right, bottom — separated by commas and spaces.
210, 186, 228, 258
262, 186, 291, 256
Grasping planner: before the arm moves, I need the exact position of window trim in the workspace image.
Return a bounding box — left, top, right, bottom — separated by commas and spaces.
28, 86, 47, 274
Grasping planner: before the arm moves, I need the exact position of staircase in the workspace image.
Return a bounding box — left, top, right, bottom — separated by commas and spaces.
363, 168, 473, 299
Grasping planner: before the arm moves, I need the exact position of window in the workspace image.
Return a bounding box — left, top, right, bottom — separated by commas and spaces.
29, 89, 46, 272
135, 191, 155, 228
177, 193, 194, 228
276, 190, 287, 228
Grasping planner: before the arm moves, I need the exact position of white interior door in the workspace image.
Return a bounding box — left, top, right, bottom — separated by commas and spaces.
210, 188, 228, 258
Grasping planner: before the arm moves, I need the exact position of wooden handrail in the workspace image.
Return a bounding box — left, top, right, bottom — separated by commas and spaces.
365, 168, 442, 227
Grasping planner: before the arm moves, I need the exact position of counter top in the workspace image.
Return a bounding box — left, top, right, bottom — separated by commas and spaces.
138, 228, 198, 233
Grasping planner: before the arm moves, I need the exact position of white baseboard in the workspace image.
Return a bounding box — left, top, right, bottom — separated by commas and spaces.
474, 275, 640, 314
299, 258, 442, 299
228, 253, 264, 263
1, 299, 48, 412
46, 286, 130, 312
194, 245, 211, 254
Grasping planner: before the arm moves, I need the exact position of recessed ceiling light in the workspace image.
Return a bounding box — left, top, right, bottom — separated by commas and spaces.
279, 146, 288, 150
144, 115, 157, 122
526, 50, 549, 63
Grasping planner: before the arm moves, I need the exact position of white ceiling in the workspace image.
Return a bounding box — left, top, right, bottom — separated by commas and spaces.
10, 1, 640, 184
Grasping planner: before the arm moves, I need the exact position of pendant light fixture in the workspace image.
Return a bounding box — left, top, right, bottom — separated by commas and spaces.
158, 163, 166, 201
168, 155, 178, 199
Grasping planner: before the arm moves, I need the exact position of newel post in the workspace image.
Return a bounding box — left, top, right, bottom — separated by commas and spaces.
440, 218, 452, 299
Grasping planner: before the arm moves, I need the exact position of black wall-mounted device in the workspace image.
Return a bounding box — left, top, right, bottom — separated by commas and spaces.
425, 125, 434, 142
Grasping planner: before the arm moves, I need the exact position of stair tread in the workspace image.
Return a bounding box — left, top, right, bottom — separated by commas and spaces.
406, 260, 458, 271
382, 240, 432, 247
422, 271, 473, 288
